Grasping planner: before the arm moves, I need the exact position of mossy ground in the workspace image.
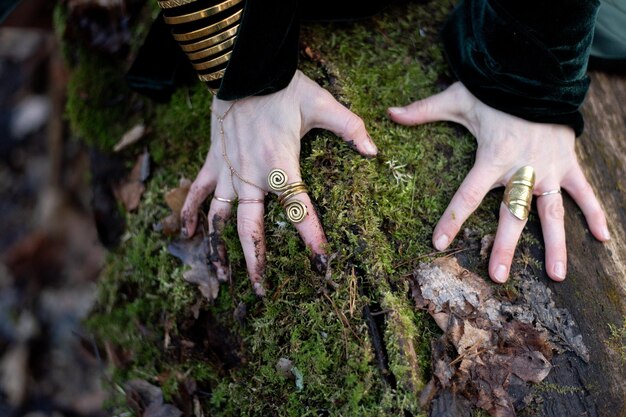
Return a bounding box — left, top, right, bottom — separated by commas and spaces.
64, 1, 506, 415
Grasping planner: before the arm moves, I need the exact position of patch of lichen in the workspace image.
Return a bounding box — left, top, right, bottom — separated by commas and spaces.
69, 0, 508, 415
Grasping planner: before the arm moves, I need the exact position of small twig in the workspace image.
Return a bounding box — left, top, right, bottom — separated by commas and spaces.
370, 309, 391, 317
393, 246, 470, 269
320, 286, 363, 345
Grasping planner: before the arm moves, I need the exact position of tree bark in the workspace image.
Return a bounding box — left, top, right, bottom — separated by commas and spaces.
531, 70, 626, 417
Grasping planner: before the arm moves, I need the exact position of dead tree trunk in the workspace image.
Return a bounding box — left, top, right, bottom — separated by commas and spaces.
531, 70, 626, 417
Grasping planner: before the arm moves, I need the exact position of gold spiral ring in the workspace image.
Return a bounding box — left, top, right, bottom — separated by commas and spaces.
268, 169, 289, 191
284, 200, 307, 223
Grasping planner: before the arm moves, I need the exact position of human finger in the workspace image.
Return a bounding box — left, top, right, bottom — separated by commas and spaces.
235, 183, 268, 296
307, 90, 378, 157
489, 203, 528, 283
206, 174, 236, 283
561, 166, 610, 241
181, 156, 218, 238
536, 188, 567, 281
432, 165, 498, 251
387, 82, 468, 127
267, 167, 328, 263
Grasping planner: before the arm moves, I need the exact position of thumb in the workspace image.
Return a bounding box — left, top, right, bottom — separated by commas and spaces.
307, 91, 378, 157
388, 83, 465, 126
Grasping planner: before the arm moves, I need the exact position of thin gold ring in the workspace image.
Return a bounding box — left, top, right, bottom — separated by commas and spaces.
157, 0, 196, 9
187, 36, 236, 61
191, 51, 232, 71
163, 0, 243, 25
539, 189, 561, 197
213, 196, 234, 204
171, 9, 242, 42
198, 69, 226, 82
179, 24, 239, 52
238, 198, 265, 204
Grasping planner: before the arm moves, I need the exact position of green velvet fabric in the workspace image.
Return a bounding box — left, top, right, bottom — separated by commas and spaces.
589, 0, 626, 72
217, 1, 300, 100
130, 0, 610, 135
441, 0, 600, 136
217, 0, 393, 100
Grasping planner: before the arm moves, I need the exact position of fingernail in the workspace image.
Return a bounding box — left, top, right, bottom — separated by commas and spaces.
181, 227, 188, 238
553, 262, 566, 280
493, 264, 508, 283
388, 107, 406, 115
434, 234, 449, 251
253, 281, 266, 297
364, 140, 378, 155
602, 227, 611, 241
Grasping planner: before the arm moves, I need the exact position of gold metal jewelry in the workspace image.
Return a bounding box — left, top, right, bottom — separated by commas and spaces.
503, 166, 535, 220
213, 196, 234, 204
172, 9, 243, 42
238, 198, 265, 204
191, 51, 232, 71
284, 200, 307, 223
163, 0, 243, 25
179, 24, 239, 52
186, 36, 235, 61
277, 184, 308, 205
268, 169, 288, 190
539, 189, 561, 197
267, 169, 309, 223
157, 0, 196, 9
198, 69, 226, 82
217, 102, 266, 194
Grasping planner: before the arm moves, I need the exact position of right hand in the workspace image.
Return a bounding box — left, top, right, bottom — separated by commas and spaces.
181, 70, 378, 295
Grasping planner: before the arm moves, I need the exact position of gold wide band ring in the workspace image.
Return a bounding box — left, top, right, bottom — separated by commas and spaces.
267, 169, 308, 223
503, 166, 536, 221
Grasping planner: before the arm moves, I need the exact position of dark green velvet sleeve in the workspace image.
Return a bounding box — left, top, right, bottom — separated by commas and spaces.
441, 0, 600, 136
217, 1, 300, 100
217, 0, 392, 100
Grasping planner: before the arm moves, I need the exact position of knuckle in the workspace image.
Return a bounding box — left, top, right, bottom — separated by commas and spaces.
545, 199, 565, 221
492, 245, 516, 261
410, 99, 430, 116
343, 115, 366, 139
237, 215, 262, 237
458, 185, 483, 211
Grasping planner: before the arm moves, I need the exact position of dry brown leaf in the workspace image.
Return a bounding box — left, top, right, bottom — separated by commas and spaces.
124, 379, 182, 417
157, 178, 191, 236
167, 234, 219, 301
412, 257, 556, 417
113, 151, 150, 212
114, 124, 147, 152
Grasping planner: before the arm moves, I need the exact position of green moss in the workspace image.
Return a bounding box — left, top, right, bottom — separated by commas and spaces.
68, 0, 509, 415
65, 47, 145, 150
535, 382, 584, 395
606, 318, 626, 365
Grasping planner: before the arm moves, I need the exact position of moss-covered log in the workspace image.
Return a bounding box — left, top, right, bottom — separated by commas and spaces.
60, 1, 625, 416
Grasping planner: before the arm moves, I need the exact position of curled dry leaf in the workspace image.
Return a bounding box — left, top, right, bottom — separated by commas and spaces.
124, 379, 182, 417
156, 178, 191, 236
411, 257, 556, 417
167, 231, 220, 302
113, 151, 150, 212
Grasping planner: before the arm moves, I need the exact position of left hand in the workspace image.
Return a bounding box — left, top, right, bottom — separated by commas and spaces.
388, 82, 610, 283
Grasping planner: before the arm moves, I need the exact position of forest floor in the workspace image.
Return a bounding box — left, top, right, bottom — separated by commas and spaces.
1, 0, 624, 416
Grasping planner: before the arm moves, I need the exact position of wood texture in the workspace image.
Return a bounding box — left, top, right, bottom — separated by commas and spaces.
534, 71, 626, 417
